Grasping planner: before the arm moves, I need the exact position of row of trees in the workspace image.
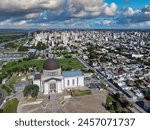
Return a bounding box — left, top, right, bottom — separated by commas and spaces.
143, 90, 150, 100
18, 42, 48, 52
105, 93, 130, 113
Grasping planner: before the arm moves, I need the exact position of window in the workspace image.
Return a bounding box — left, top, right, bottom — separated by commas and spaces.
67, 80, 70, 86
72, 79, 75, 86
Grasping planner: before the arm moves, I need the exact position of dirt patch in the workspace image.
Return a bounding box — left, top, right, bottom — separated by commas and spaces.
60, 90, 109, 113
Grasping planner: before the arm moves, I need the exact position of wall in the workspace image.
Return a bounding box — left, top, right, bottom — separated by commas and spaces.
33, 80, 41, 89
64, 76, 84, 89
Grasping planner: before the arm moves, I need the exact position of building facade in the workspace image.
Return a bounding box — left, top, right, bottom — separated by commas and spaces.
33, 58, 84, 94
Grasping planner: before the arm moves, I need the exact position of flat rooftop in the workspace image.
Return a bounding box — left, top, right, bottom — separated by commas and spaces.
62, 71, 83, 77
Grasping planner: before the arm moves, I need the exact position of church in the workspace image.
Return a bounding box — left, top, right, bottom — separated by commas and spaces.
33, 58, 84, 94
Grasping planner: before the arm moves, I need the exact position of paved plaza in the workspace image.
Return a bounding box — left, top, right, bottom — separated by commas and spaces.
17, 90, 108, 113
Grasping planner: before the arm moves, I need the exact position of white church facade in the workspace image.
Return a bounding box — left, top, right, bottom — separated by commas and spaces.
33, 58, 84, 94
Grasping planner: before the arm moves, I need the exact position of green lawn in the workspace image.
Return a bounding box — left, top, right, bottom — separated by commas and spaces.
0, 58, 87, 84
6, 75, 22, 90
2, 59, 44, 73
0, 35, 25, 43
2, 58, 86, 73
99, 83, 107, 89
1, 85, 12, 96
4, 41, 24, 49
59, 58, 86, 70
72, 90, 92, 97
3, 98, 19, 113
106, 95, 115, 103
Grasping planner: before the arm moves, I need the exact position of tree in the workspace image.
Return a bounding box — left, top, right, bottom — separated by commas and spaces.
105, 95, 114, 110
113, 93, 120, 100
105, 94, 130, 113
87, 43, 98, 59
120, 99, 129, 108
36, 42, 48, 51
23, 84, 39, 98
113, 101, 121, 112
144, 91, 150, 100
0, 109, 3, 113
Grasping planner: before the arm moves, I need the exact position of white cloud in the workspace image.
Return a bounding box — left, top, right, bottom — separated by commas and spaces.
124, 7, 140, 16
0, 0, 65, 11
69, 0, 117, 17
0, 0, 118, 28
130, 21, 150, 27
16, 20, 28, 26
25, 13, 40, 19
0, 19, 28, 28
145, 11, 150, 15
0, 0, 118, 24
116, 5, 150, 28
103, 3, 118, 16
0, 19, 12, 26
102, 20, 111, 25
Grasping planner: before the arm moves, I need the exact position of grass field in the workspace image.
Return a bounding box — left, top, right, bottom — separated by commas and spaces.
6, 75, 22, 90
2, 60, 44, 73
1, 85, 12, 96
106, 95, 115, 104
0, 35, 24, 42
2, 58, 87, 73
4, 41, 24, 49
72, 90, 92, 97
100, 83, 107, 89
59, 58, 86, 70
3, 98, 19, 113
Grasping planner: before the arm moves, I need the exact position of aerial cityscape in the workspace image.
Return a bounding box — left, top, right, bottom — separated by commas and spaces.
0, 0, 150, 113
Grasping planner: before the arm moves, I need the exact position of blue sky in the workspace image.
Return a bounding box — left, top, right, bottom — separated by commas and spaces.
106, 0, 149, 9
0, 0, 149, 29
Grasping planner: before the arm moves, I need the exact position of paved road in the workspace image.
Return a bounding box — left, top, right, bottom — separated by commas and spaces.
0, 87, 7, 107
76, 55, 146, 113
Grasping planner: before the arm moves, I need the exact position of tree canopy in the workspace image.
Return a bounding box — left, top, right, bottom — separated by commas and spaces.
144, 90, 150, 100
23, 84, 39, 98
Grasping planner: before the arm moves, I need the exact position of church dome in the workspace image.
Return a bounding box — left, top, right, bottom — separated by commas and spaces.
43, 58, 60, 70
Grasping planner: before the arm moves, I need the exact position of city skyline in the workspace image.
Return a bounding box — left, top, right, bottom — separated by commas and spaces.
0, 0, 150, 29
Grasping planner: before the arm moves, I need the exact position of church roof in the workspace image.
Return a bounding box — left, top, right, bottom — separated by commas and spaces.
34, 74, 41, 80
62, 71, 83, 77
43, 58, 60, 70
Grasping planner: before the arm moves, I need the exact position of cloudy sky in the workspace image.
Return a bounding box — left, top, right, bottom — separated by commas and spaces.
0, 0, 150, 29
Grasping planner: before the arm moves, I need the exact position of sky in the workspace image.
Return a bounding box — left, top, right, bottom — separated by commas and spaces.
0, 0, 150, 29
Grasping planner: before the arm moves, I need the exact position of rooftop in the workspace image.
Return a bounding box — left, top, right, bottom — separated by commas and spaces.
34, 74, 41, 80
43, 58, 60, 70
62, 71, 83, 77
